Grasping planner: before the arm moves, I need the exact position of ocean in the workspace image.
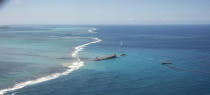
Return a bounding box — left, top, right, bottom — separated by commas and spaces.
0, 25, 210, 95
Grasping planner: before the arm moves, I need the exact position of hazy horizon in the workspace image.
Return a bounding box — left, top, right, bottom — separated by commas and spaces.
0, 0, 210, 25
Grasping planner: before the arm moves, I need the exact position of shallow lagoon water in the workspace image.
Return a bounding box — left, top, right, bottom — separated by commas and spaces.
0, 26, 95, 90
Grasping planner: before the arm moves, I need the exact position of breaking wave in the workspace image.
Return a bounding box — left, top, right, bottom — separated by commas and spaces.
88, 28, 97, 33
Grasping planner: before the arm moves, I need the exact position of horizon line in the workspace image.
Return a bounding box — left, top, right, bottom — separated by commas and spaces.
1, 24, 210, 26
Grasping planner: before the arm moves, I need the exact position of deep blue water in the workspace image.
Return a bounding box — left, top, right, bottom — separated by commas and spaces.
2, 25, 210, 95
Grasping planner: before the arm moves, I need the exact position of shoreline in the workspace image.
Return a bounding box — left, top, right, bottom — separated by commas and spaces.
0, 37, 101, 95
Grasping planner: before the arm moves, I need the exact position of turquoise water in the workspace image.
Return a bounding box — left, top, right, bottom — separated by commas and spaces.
0, 25, 95, 90
1, 25, 210, 95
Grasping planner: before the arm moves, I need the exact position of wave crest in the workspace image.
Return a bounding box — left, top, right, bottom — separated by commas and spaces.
88, 28, 97, 34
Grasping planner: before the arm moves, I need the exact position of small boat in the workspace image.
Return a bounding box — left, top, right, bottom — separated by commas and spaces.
120, 54, 125, 56
94, 54, 117, 61
162, 62, 172, 65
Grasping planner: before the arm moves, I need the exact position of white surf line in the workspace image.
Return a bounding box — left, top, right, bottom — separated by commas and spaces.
72, 37, 101, 58
0, 37, 102, 95
88, 28, 97, 34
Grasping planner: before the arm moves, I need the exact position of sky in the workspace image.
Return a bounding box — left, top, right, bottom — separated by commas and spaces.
0, 0, 210, 25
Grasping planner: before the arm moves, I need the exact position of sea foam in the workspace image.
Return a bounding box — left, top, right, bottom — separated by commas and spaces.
0, 37, 101, 95
88, 28, 97, 33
